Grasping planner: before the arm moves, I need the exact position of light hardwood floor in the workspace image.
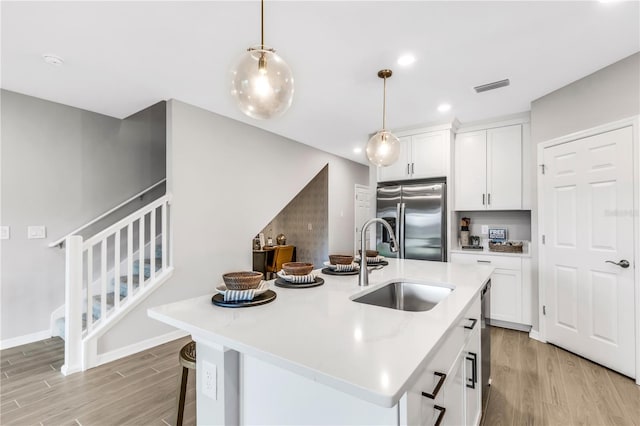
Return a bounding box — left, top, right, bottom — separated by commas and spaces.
1, 328, 639, 425
0, 336, 195, 425
483, 327, 640, 426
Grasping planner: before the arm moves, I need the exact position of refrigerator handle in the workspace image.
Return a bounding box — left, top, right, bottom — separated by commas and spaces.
395, 202, 401, 257
399, 203, 406, 259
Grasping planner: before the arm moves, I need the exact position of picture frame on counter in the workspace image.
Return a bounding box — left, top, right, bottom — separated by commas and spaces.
488, 228, 507, 242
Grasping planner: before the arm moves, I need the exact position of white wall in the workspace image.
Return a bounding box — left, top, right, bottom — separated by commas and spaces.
98, 99, 368, 354
0, 90, 166, 343
529, 52, 640, 332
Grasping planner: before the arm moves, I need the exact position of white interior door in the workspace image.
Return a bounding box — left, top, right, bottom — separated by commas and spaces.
542, 126, 635, 377
354, 185, 372, 254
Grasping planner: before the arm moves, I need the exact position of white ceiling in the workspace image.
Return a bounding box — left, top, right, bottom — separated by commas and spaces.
2, 1, 639, 165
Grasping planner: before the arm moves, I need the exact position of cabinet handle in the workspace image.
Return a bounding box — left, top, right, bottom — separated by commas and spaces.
433, 405, 446, 426
407, 163, 410, 175
464, 318, 478, 330
422, 372, 446, 399
466, 352, 478, 389
476, 260, 491, 264
482, 194, 485, 205
488, 193, 491, 205
411, 163, 415, 174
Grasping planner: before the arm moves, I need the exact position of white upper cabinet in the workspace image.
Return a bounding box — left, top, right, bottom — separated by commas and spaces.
454, 124, 522, 210
377, 130, 450, 182
378, 136, 411, 182
454, 131, 487, 210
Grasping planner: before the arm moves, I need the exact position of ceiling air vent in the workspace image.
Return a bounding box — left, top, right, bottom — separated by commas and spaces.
474, 79, 510, 93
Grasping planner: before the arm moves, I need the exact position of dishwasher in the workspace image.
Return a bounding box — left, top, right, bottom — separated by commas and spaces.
481, 280, 491, 412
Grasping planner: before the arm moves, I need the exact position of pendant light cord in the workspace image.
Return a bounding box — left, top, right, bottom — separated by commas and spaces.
261, 0, 264, 49
382, 76, 387, 131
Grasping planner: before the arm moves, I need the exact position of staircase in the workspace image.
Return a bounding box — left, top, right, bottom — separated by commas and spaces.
58, 194, 173, 375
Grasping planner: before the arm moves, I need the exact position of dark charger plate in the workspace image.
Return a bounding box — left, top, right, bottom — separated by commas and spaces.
211, 289, 277, 308
321, 267, 359, 276
275, 277, 324, 288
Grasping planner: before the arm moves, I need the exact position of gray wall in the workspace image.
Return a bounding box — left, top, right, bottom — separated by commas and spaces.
531, 53, 640, 144
0, 90, 166, 342
260, 165, 328, 268
529, 52, 640, 331
98, 99, 369, 354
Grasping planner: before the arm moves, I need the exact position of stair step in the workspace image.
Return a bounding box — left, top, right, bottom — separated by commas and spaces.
132, 257, 162, 278
88, 253, 164, 322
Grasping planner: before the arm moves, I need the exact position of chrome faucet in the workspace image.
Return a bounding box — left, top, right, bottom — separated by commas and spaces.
359, 218, 399, 287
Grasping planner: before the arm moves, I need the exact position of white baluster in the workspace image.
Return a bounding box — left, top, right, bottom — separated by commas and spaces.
62, 236, 83, 376
114, 230, 120, 310
100, 239, 107, 321
150, 206, 156, 281
139, 215, 145, 287
127, 222, 133, 299
162, 201, 167, 270
86, 244, 93, 331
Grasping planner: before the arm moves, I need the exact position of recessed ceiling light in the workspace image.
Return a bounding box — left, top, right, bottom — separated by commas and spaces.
397, 54, 416, 67
353, 147, 362, 154
42, 54, 64, 66
437, 103, 452, 113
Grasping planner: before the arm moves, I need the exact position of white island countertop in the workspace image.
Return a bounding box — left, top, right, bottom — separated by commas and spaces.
148, 258, 493, 408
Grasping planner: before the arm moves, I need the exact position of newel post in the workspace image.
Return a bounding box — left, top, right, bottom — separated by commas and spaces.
61, 235, 83, 376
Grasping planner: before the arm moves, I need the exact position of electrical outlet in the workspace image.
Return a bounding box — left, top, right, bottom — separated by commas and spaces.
202, 361, 217, 400
481, 225, 489, 235
1, 226, 9, 240
307, 223, 313, 231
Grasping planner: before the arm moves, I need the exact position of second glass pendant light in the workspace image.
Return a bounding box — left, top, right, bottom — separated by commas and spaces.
366, 69, 400, 167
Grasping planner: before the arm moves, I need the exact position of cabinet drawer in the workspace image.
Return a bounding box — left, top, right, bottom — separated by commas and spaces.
418, 297, 481, 399
450, 253, 521, 271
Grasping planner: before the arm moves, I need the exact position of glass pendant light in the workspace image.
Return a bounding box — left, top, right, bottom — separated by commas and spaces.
366, 69, 400, 167
230, 0, 294, 120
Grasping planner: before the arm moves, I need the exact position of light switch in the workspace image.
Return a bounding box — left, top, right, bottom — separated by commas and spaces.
27, 226, 46, 239
481, 225, 489, 235
307, 223, 313, 231
1, 226, 9, 240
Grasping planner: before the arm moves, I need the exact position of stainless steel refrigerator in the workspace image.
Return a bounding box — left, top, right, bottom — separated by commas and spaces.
376, 180, 446, 261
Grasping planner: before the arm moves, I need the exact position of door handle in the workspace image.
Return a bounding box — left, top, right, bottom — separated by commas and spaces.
605, 259, 630, 269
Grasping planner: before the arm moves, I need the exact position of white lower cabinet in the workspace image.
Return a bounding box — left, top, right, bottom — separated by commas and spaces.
450, 253, 531, 328
403, 296, 482, 425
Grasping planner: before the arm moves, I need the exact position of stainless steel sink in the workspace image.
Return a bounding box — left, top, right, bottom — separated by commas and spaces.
352, 281, 453, 312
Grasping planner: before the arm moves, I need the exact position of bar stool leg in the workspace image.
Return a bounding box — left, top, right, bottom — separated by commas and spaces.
176, 366, 189, 426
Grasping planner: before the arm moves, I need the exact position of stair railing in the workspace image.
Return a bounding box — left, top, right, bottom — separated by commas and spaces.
62, 193, 172, 375
50, 178, 166, 248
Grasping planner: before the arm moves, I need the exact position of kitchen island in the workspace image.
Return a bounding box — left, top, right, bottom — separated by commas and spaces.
148, 258, 493, 425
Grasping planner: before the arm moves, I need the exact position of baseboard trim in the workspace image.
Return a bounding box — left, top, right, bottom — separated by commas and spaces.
487, 318, 532, 332
0, 329, 51, 350
94, 328, 189, 368
528, 329, 546, 343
